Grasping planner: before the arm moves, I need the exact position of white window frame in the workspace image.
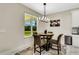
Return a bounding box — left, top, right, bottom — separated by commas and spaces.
24, 13, 38, 38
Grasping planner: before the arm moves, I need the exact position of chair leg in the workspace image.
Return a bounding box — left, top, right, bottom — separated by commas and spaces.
49, 43, 52, 48
34, 44, 36, 53
57, 45, 60, 55
40, 46, 41, 55
60, 45, 61, 51
59, 44, 61, 51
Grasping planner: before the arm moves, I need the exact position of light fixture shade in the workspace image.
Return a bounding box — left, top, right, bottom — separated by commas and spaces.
38, 16, 49, 23
38, 3, 49, 23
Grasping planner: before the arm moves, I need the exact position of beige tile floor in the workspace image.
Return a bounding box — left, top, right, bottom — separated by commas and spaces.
16, 45, 79, 55
15, 44, 66, 55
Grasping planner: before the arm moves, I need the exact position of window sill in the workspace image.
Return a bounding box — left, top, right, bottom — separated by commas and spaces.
24, 35, 33, 39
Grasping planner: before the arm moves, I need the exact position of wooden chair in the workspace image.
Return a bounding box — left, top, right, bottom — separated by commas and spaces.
49, 34, 63, 55
33, 34, 46, 55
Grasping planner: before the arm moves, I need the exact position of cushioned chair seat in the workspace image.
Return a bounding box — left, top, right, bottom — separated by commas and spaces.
50, 39, 57, 44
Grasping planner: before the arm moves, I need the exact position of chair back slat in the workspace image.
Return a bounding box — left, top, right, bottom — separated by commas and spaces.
33, 34, 41, 45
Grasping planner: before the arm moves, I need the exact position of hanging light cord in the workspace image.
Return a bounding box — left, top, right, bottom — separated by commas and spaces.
43, 3, 46, 18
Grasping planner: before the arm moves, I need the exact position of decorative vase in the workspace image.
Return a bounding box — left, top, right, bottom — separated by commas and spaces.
44, 30, 47, 34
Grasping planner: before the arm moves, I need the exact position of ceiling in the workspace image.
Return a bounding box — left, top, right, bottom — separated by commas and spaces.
23, 3, 79, 15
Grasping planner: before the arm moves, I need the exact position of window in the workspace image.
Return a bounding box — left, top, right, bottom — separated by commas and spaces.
24, 14, 37, 38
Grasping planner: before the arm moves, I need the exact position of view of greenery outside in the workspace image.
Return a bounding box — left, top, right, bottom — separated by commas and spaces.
24, 14, 37, 38
24, 26, 31, 36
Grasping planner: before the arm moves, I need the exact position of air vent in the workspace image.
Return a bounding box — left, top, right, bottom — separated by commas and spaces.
65, 36, 72, 45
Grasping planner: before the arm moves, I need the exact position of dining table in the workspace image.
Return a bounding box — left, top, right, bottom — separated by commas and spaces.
37, 33, 54, 51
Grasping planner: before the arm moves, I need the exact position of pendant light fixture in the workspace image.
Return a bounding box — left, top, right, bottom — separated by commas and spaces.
39, 3, 49, 23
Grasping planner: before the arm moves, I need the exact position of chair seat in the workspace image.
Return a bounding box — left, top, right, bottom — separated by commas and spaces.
50, 39, 57, 44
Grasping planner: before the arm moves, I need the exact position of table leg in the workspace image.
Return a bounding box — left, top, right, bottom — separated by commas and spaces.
46, 39, 50, 51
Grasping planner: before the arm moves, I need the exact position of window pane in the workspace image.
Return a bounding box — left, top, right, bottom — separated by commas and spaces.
31, 18, 37, 33
24, 16, 31, 37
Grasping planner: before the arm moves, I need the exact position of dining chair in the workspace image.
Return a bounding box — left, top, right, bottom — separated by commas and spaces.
33, 34, 46, 55
49, 34, 63, 55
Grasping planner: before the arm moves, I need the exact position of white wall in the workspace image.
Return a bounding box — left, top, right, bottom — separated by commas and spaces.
0, 3, 41, 53
72, 10, 79, 27
48, 12, 72, 35
37, 21, 48, 33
